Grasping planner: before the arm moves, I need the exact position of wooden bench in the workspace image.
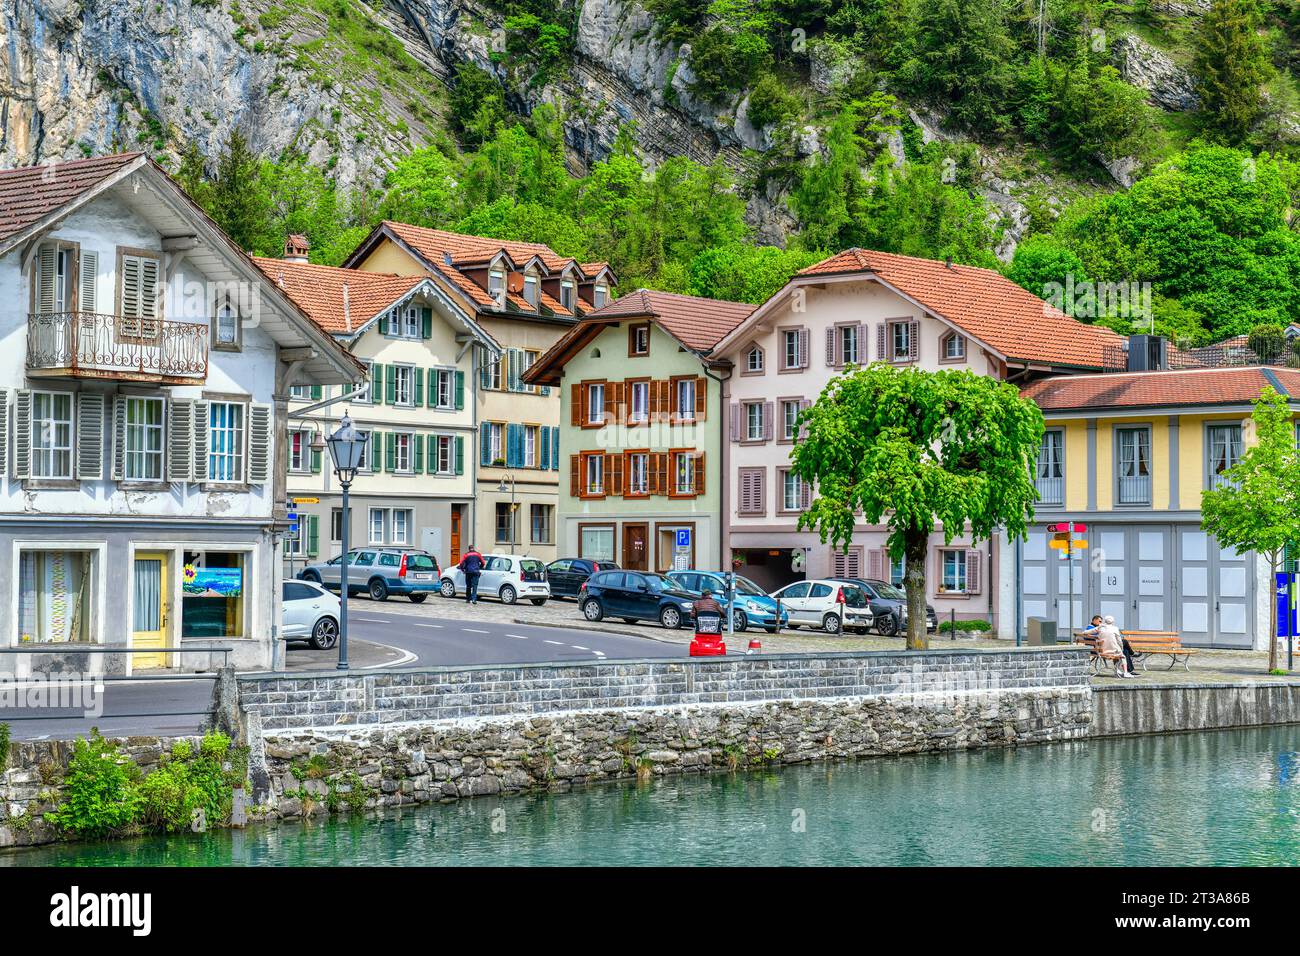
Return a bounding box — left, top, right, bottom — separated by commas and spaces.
1121, 630, 1197, 672
1071, 632, 1118, 675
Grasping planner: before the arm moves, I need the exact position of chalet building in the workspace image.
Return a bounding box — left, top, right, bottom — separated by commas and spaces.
252, 240, 500, 579
1015, 365, 1300, 649
524, 290, 754, 572
341, 223, 615, 562
710, 248, 1123, 630
0, 154, 360, 674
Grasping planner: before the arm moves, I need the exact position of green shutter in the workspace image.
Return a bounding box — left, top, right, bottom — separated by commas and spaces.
414, 433, 425, 473
372, 364, 384, 405
386, 431, 396, 471
421, 307, 433, 339
311, 385, 323, 401
371, 432, 383, 472
308, 515, 320, 556
427, 434, 438, 473
426, 369, 437, 408
455, 435, 464, 475
385, 365, 397, 405
455, 370, 465, 410
414, 367, 424, 407
310, 447, 322, 474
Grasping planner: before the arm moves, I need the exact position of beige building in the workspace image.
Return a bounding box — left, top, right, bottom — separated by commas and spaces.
254, 238, 499, 577
343, 223, 614, 563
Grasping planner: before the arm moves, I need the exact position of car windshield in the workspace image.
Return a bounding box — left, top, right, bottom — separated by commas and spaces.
406, 554, 436, 570
872, 582, 906, 600
643, 574, 675, 591
734, 576, 765, 596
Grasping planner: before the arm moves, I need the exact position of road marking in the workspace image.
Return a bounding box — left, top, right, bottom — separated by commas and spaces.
358, 639, 418, 669
411, 623, 444, 628
544, 640, 564, 645
506, 634, 530, 640
464, 628, 490, 634
570, 645, 588, 650
355, 617, 389, 623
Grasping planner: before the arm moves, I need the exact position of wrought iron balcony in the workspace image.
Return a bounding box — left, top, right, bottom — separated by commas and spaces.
27, 312, 208, 382
1034, 476, 1064, 506
1117, 474, 1151, 505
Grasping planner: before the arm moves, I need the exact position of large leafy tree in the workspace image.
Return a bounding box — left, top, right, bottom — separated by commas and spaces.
1194, 0, 1275, 143
1200, 386, 1300, 672
791, 366, 1044, 649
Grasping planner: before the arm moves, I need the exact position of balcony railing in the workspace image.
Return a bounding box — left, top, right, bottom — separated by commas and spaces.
1117, 474, 1151, 505
27, 312, 208, 381
1035, 476, 1064, 505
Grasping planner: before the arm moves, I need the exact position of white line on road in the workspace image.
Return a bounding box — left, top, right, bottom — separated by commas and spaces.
359, 640, 418, 669
354, 617, 389, 623
544, 640, 564, 645
464, 628, 490, 634
411, 623, 444, 628
506, 634, 530, 640
571, 645, 588, 650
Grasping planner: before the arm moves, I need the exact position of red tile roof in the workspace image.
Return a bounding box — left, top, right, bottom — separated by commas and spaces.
585, 289, 754, 352
251, 257, 426, 335
0, 152, 143, 246
798, 248, 1124, 369
1021, 366, 1300, 411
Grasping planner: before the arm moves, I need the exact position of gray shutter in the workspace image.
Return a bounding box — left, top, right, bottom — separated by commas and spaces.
797, 328, 810, 368
966, 550, 982, 594
13, 390, 31, 478
801, 476, 812, 509
168, 400, 193, 482
908, 320, 920, 361
112, 395, 128, 480
248, 403, 272, 483
856, 324, 866, 364
729, 402, 740, 442
76, 392, 105, 480
763, 401, 775, 441
0, 388, 7, 477
825, 327, 837, 367
36, 246, 57, 313
120, 255, 141, 317
78, 251, 99, 313
191, 400, 209, 481
877, 324, 887, 361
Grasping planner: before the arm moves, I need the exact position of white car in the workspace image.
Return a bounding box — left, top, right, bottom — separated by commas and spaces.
440, 554, 551, 605
769, 579, 875, 635
282, 580, 342, 649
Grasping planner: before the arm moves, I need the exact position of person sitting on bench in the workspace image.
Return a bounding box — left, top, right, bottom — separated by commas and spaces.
1095, 615, 1136, 679
1084, 613, 1137, 675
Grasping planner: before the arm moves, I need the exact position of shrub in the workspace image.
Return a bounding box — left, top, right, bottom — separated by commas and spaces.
0, 722, 9, 770
46, 730, 142, 837
937, 619, 993, 633
137, 733, 238, 834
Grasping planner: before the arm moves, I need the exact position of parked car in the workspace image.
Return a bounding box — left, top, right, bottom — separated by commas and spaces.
546, 558, 620, 600
440, 554, 551, 605
578, 570, 698, 629
831, 577, 938, 635
282, 580, 341, 650
665, 569, 789, 633
769, 579, 874, 634
300, 548, 441, 602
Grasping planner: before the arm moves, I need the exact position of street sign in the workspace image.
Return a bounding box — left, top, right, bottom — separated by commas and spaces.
675, 528, 692, 548
293, 496, 320, 504
1047, 522, 1087, 533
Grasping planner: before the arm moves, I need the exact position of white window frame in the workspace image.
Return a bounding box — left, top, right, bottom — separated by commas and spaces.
394, 432, 413, 473
124, 396, 165, 482
369, 508, 387, 544
436, 434, 456, 475
629, 453, 649, 495
586, 454, 604, 495
676, 379, 697, 420
841, 325, 859, 365
674, 452, 695, 495
747, 346, 763, 373
208, 401, 245, 484
782, 470, 803, 512
392, 365, 414, 407
487, 422, 503, 465
289, 428, 311, 473
941, 550, 967, 593
355, 360, 373, 405
783, 330, 799, 369
891, 321, 912, 362
435, 368, 455, 409
392, 509, 410, 545
32, 390, 75, 479
944, 333, 966, 360
525, 424, 538, 468
588, 383, 605, 425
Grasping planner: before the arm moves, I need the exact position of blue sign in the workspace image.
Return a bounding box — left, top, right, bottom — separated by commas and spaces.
675, 528, 692, 549
1276, 572, 1297, 638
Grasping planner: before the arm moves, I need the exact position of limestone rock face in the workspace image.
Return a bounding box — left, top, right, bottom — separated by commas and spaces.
1113, 34, 1200, 112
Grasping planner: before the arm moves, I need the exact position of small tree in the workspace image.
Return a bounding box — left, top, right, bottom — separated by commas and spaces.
791, 365, 1045, 649
1200, 386, 1300, 672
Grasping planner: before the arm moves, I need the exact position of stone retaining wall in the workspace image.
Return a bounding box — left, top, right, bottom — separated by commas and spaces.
1092, 681, 1300, 736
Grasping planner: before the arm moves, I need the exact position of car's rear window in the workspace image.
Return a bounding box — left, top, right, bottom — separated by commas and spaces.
406, 554, 436, 570
521, 559, 545, 573
591, 571, 623, 587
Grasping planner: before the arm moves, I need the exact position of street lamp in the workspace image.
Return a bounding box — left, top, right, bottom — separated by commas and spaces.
497, 473, 516, 555
325, 414, 365, 670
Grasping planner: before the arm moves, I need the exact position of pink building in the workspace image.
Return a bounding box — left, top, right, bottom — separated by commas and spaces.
712, 249, 1121, 630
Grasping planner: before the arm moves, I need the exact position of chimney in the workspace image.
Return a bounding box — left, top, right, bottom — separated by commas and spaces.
1126, 334, 1168, 372
284, 234, 310, 263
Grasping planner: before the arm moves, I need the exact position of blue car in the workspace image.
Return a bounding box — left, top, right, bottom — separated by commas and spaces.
665, 570, 789, 633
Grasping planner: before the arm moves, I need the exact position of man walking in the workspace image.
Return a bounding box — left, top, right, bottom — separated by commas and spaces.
458, 545, 485, 604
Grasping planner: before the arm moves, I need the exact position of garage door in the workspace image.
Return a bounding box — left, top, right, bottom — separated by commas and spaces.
1177, 529, 1253, 648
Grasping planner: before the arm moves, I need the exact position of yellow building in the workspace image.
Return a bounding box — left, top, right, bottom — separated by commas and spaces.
342, 223, 615, 563
1007, 365, 1300, 649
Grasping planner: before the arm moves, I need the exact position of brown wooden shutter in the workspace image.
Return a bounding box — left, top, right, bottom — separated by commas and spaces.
908, 320, 920, 361
570, 455, 581, 497
762, 401, 775, 442
729, 402, 740, 441
867, 548, 886, 581
966, 549, 982, 594
571, 384, 583, 426
877, 324, 887, 361
604, 381, 620, 423
610, 452, 624, 496
825, 327, 837, 367
651, 452, 668, 495
648, 380, 662, 419
738, 469, 753, 513
695, 377, 707, 419
693, 452, 705, 496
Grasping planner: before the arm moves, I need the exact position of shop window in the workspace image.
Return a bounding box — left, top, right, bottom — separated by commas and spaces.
181, 552, 246, 638
17, 550, 95, 643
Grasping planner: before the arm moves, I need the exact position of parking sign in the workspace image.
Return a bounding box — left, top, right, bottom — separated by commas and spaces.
676, 528, 692, 549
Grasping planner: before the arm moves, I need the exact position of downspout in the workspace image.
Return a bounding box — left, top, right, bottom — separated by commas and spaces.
702, 361, 732, 570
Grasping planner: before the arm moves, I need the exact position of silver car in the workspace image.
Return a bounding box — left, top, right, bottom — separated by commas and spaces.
440, 554, 551, 605
299, 548, 440, 602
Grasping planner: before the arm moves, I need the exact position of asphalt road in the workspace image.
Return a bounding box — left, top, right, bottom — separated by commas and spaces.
2, 611, 687, 740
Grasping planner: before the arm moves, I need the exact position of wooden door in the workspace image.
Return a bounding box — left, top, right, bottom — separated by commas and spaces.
623, 523, 649, 571
450, 507, 462, 565
132, 552, 169, 669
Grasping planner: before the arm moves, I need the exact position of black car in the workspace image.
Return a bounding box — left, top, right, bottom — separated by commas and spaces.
546, 558, 621, 599
830, 578, 938, 635
578, 570, 699, 629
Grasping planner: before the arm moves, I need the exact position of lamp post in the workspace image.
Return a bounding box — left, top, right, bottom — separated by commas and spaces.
325, 414, 365, 671
498, 473, 517, 555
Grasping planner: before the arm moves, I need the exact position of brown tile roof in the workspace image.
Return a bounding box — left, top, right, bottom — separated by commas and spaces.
1021, 366, 1300, 411
798, 248, 1124, 369
585, 288, 754, 352
251, 257, 426, 335
0, 152, 143, 246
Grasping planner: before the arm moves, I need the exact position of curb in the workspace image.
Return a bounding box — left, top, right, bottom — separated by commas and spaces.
512, 617, 689, 646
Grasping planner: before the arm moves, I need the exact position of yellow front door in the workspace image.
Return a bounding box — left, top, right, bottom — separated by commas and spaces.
132, 553, 169, 669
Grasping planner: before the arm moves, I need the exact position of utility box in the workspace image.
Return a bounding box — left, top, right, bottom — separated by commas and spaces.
1026, 617, 1058, 646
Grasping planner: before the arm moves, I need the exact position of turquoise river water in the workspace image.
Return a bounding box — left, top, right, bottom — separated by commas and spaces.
5, 726, 1300, 866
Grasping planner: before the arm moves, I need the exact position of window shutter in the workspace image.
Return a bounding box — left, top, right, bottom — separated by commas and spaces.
311, 445, 322, 474
455, 370, 465, 410
762, 401, 775, 442
414, 433, 425, 473
111, 395, 127, 480
550, 427, 559, 471
480, 422, 491, 467
867, 548, 886, 581
13, 389, 30, 479
738, 470, 753, 514
755, 468, 765, 513
800, 476, 812, 509
455, 435, 465, 475
78, 251, 98, 312
966, 550, 981, 594
413, 367, 424, 407
797, 328, 810, 368
385, 431, 396, 471
855, 324, 866, 364
310, 385, 323, 401
693, 452, 705, 496
421, 307, 433, 339
0, 388, 7, 477
385, 365, 397, 404
506, 423, 521, 468
308, 515, 320, 556
729, 402, 740, 441
908, 320, 920, 361
603, 381, 617, 423
571, 384, 583, 426
539, 426, 551, 471
610, 451, 624, 496
653, 452, 668, 496
371, 432, 383, 473
76, 392, 105, 480
36, 246, 57, 313
569, 455, 580, 497
695, 377, 707, 419
167, 400, 193, 482
876, 324, 887, 361
372, 364, 384, 405
247, 404, 271, 483
825, 327, 836, 367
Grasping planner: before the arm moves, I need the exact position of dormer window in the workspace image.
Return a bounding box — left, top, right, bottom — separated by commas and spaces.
593, 284, 608, 309
560, 279, 576, 311
488, 270, 505, 302
629, 323, 649, 356
524, 273, 539, 308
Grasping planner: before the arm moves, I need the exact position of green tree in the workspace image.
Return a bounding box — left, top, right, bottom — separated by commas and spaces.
383, 145, 461, 227
791, 366, 1044, 648
1194, 0, 1275, 143
1200, 386, 1300, 672
210, 130, 269, 253
1007, 235, 1089, 299
902, 0, 1016, 136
